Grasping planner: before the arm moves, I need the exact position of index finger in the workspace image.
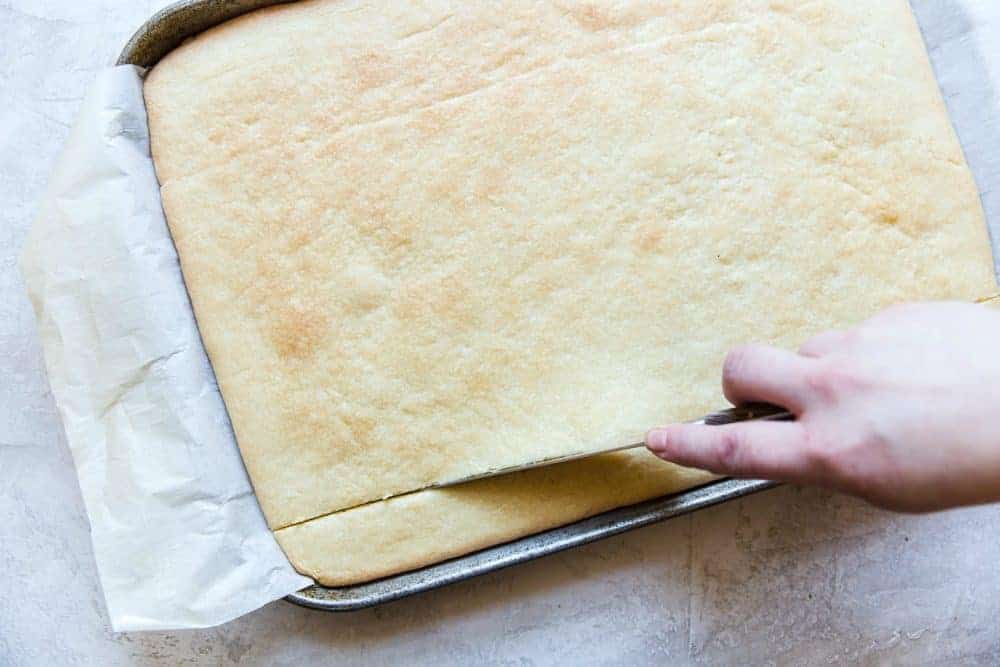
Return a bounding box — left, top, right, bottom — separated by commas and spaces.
722, 345, 815, 413
646, 421, 819, 482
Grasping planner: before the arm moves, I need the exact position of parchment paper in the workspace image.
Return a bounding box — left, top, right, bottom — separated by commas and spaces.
20, 66, 311, 632
18, 1, 1000, 633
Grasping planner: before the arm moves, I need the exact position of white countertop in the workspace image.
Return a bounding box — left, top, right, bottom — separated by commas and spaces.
3, 1, 1000, 664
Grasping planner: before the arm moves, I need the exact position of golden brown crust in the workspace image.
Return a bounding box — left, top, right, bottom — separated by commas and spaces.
145, 0, 996, 582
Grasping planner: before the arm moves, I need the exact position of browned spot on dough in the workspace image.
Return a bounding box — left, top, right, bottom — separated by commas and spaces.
351, 50, 394, 92
269, 306, 330, 359
633, 221, 666, 253
282, 402, 359, 463
341, 412, 377, 444
772, 182, 794, 204
425, 171, 467, 212
253, 255, 292, 308
287, 230, 312, 252
415, 107, 450, 138
473, 165, 509, 201
880, 208, 900, 225
572, 4, 616, 31
492, 45, 528, 69
460, 368, 494, 398
354, 196, 416, 254
456, 343, 524, 398
429, 275, 471, 322
869, 201, 900, 225
353, 196, 390, 235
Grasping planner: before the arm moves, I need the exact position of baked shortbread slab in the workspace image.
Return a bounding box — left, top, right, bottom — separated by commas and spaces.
145, 0, 996, 582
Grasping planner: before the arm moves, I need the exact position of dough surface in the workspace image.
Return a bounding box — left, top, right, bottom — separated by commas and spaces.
145, 0, 996, 581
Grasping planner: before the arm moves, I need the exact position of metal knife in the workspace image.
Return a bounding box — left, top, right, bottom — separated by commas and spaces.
431, 402, 793, 488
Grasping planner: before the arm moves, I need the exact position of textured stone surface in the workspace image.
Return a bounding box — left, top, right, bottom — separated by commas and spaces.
3, 0, 1000, 664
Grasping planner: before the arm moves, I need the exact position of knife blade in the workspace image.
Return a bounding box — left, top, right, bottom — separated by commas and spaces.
430, 402, 793, 488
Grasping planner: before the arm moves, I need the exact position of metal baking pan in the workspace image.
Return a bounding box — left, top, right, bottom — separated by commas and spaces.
119, 0, 779, 611
285, 479, 776, 611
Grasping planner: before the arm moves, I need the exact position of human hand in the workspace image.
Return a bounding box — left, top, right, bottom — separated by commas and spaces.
646, 302, 1000, 512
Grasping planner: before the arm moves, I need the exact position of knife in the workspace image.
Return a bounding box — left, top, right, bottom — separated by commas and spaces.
431, 402, 793, 488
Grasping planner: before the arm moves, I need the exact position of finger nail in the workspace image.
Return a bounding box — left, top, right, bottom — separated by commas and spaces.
646, 428, 669, 451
